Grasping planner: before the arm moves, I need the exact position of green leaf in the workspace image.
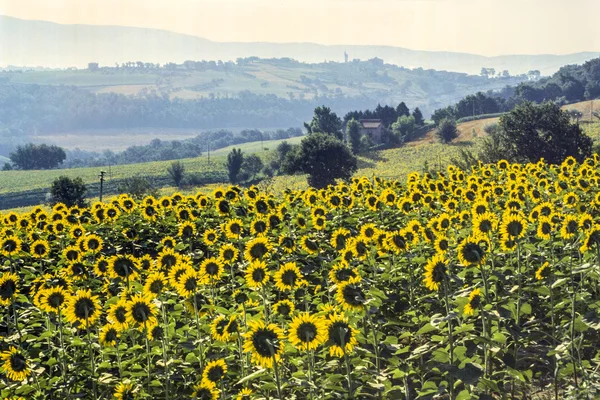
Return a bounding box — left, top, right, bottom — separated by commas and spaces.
416, 323, 437, 335
236, 368, 266, 385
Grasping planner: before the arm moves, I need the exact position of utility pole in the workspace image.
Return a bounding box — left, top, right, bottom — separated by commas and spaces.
99, 170, 106, 202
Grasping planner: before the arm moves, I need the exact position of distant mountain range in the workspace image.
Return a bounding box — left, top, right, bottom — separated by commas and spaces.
1, 15, 599, 75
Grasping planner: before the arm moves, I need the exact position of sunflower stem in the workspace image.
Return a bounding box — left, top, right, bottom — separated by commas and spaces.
85, 318, 98, 400
272, 354, 283, 399
57, 311, 68, 391
11, 301, 22, 342
144, 322, 152, 395
161, 303, 170, 400
193, 294, 205, 369
442, 277, 455, 400
569, 249, 579, 389
343, 351, 354, 399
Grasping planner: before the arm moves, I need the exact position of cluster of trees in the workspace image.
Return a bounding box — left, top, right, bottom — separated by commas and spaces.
343, 102, 424, 128
4, 143, 66, 170
226, 149, 265, 184
433, 57, 600, 124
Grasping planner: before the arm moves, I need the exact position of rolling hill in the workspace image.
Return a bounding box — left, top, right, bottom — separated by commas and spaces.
2, 15, 599, 76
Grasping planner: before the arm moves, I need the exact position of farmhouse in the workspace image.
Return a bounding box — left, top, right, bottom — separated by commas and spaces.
359, 119, 383, 143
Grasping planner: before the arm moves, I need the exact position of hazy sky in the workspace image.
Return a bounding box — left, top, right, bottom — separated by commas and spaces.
1, 0, 599, 56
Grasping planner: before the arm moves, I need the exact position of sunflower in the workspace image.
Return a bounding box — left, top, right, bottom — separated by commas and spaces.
202, 229, 219, 246
168, 263, 191, 287
500, 214, 527, 239
472, 212, 498, 235
107, 299, 130, 331
114, 380, 137, 399
499, 235, 517, 253
142, 204, 158, 221
387, 230, 408, 254
329, 263, 359, 285
157, 248, 181, 271
0, 272, 19, 306
335, 276, 365, 312
99, 323, 120, 347
243, 320, 285, 368
199, 257, 225, 283
250, 218, 269, 236
82, 234, 103, 254
177, 221, 197, 239
274, 262, 304, 292
463, 288, 482, 316
30, 239, 50, 259
1, 346, 31, 381
176, 268, 201, 297
40, 286, 68, 313
235, 388, 254, 400
223, 219, 243, 239
191, 380, 220, 399
126, 294, 158, 330
325, 313, 358, 358
109, 254, 139, 280
288, 313, 327, 351
300, 236, 319, 255
1, 235, 22, 257
536, 262, 551, 281
273, 299, 295, 318
65, 289, 102, 327
219, 243, 239, 265
330, 228, 350, 252
63, 245, 81, 262
94, 257, 110, 277
536, 217, 554, 241
245, 260, 270, 289
244, 237, 272, 262
202, 359, 227, 384
581, 225, 600, 253
161, 236, 177, 249
278, 235, 296, 254
143, 272, 167, 298
211, 315, 232, 342
457, 235, 486, 267
560, 215, 580, 240
423, 254, 448, 292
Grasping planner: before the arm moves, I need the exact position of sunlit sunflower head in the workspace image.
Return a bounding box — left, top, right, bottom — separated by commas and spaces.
0, 272, 19, 306
126, 294, 158, 330
99, 323, 120, 347
62, 245, 81, 262
219, 243, 239, 265
30, 239, 50, 259
202, 229, 219, 246
222, 218, 243, 239
457, 235, 486, 267
1, 346, 31, 382
423, 253, 448, 292
274, 262, 304, 292
244, 237, 272, 262
199, 257, 225, 283
82, 234, 103, 254
335, 276, 366, 312
202, 359, 227, 384
157, 248, 181, 271
114, 380, 137, 399
288, 313, 327, 351
536, 217, 554, 241
191, 380, 220, 399
499, 234, 518, 253
160, 236, 177, 249
109, 254, 139, 280
245, 260, 270, 289
65, 289, 102, 328
329, 263, 360, 285
463, 288, 482, 316
580, 225, 600, 253
167, 263, 190, 287
93, 256, 109, 277
499, 214, 527, 239
386, 230, 408, 254
235, 388, 254, 400
143, 272, 167, 298
330, 228, 350, 252
300, 235, 319, 255
243, 320, 285, 368
210, 315, 232, 342
560, 215, 580, 240
535, 262, 551, 281
40, 286, 68, 313
176, 268, 201, 298
325, 313, 358, 358
472, 212, 498, 235
273, 299, 295, 318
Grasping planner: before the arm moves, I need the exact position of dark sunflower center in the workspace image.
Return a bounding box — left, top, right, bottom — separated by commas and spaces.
255, 201, 268, 214
462, 243, 484, 263
249, 243, 268, 259
253, 221, 267, 233
334, 235, 346, 250
132, 302, 151, 323
277, 303, 291, 315
297, 322, 318, 343
113, 258, 134, 277
150, 280, 164, 294
161, 254, 177, 268
145, 206, 156, 216
66, 250, 79, 261
204, 262, 219, 276
281, 270, 298, 286
252, 268, 266, 283
196, 388, 214, 400
218, 201, 230, 214
70, 263, 86, 276
47, 292, 65, 308
235, 292, 248, 304
354, 241, 367, 256
10, 353, 27, 372
304, 239, 318, 251
0, 279, 16, 299
229, 223, 241, 235
34, 243, 48, 255
432, 262, 447, 283
74, 298, 95, 319
97, 260, 108, 273
227, 319, 238, 333
115, 307, 127, 323
336, 268, 356, 282
184, 277, 198, 292
478, 220, 492, 233
567, 220, 579, 234
252, 328, 281, 357
343, 285, 365, 306
507, 221, 523, 236
206, 365, 224, 382
223, 249, 235, 260
391, 235, 406, 250
105, 329, 118, 343
437, 239, 449, 251
182, 226, 194, 237
329, 321, 352, 347
470, 295, 481, 309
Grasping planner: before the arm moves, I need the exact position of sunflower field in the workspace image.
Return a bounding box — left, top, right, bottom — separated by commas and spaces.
2, 156, 600, 400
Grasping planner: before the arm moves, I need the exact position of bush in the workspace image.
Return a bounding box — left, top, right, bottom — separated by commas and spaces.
117, 176, 158, 199
436, 118, 458, 143
49, 176, 87, 207
167, 161, 185, 187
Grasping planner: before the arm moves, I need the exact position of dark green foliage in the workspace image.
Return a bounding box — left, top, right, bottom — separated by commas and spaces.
450, 123, 507, 170
304, 106, 343, 140
49, 176, 87, 207
436, 118, 458, 143
396, 102, 410, 118
432, 106, 456, 125
412, 107, 424, 126
391, 115, 415, 145
226, 148, 244, 183
242, 154, 264, 179
2, 162, 12, 171
499, 101, 593, 164
167, 161, 185, 187
282, 133, 357, 189
9, 143, 66, 170
117, 175, 158, 199
347, 119, 362, 154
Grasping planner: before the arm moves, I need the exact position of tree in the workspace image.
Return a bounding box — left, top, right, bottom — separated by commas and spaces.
242, 154, 264, 179
391, 115, 415, 145
498, 101, 592, 164
282, 133, 357, 189
9, 143, 66, 170
432, 106, 455, 126
436, 118, 458, 143
347, 119, 362, 154
412, 107, 424, 126
117, 176, 158, 199
304, 106, 343, 140
396, 102, 410, 118
226, 148, 244, 183
167, 161, 185, 187
49, 176, 87, 207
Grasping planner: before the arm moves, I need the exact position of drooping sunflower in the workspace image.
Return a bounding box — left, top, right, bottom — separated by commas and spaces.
329, 263, 360, 285
65, 289, 102, 327
273, 299, 295, 318
300, 236, 319, 255
245, 260, 270, 289
335, 276, 366, 312
0, 272, 19, 306
114, 380, 137, 399
243, 320, 285, 368
99, 323, 120, 347
580, 225, 600, 253
536, 262, 551, 281
423, 253, 448, 292
288, 313, 327, 351
202, 359, 227, 385
1, 346, 31, 381
126, 294, 158, 331
199, 257, 225, 284
244, 237, 272, 262
325, 313, 358, 358
463, 288, 482, 316
274, 262, 304, 292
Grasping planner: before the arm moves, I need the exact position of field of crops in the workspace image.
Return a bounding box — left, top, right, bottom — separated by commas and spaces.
2, 155, 600, 399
